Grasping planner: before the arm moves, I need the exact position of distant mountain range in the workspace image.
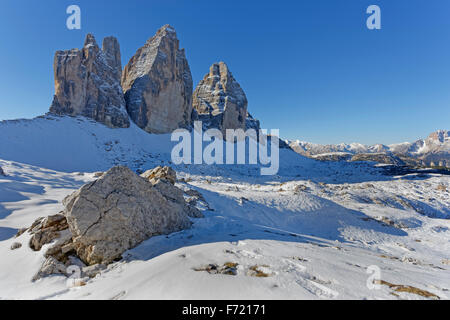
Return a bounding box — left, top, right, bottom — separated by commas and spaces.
288, 130, 450, 167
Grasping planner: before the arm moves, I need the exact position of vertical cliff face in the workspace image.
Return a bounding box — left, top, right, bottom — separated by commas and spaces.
121, 25, 193, 134
49, 34, 130, 128
192, 62, 249, 133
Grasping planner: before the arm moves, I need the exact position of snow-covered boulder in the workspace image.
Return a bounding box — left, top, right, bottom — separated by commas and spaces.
63, 166, 195, 265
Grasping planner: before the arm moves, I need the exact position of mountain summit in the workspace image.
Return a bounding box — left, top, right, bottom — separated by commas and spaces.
49, 34, 130, 129
121, 24, 193, 134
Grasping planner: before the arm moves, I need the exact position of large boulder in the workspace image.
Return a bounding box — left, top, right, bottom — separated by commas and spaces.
192, 62, 249, 133
121, 25, 193, 133
63, 166, 194, 265
49, 34, 130, 128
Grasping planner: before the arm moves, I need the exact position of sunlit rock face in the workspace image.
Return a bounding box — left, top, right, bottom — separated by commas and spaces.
121, 25, 193, 134
49, 34, 130, 128
192, 62, 249, 133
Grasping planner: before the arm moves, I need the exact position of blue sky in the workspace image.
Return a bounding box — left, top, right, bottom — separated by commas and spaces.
0, 0, 449, 144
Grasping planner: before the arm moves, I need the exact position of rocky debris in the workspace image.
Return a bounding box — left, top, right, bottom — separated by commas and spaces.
49, 34, 130, 129
350, 153, 406, 166
140, 166, 176, 185
247, 265, 272, 277
194, 262, 238, 276
374, 279, 440, 300
246, 112, 261, 131
43, 229, 74, 262
10, 242, 22, 250
140, 167, 203, 219
293, 184, 308, 194
28, 214, 69, 251
63, 166, 196, 265
122, 25, 193, 133
312, 153, 353, 162
15, 228, 27, 238
82, 263, 107, 278
192, 62, 248, 133
184, 188, 207, 203
32, 257, 67, 281
181, 187, 212, 211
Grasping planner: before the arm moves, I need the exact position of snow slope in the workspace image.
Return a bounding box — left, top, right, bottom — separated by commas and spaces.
0, 116, 449, 300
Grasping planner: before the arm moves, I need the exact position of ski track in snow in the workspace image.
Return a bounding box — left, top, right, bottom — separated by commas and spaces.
0, 116, 449, 300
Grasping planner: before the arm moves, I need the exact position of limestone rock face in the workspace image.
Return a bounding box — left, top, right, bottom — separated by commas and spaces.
121, 25, 193, 133
192, 62, 248, 132
246, 112, 261, 131
33, 257, 67, 281
49, 34, 130, 128
28, 214, 69, 251
140, 165, 177, 185
63, 166, 193, 265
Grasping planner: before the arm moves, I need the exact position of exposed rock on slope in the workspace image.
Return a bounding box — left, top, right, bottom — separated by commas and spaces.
49, 34, 130, 128
245, 112, 261, 131
121, 25, 193, 133
140, 167, 203, 219
350, 153, 406, 166
192, 62, 248, 133
140, 165, 177, 185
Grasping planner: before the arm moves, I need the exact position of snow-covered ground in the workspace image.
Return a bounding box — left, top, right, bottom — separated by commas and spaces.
0, 116, 449, 300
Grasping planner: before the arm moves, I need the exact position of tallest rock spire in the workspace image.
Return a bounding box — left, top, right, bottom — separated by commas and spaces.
121, 25, 193, 134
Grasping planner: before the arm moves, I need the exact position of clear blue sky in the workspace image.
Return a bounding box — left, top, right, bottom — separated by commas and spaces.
0, 0, 449, 144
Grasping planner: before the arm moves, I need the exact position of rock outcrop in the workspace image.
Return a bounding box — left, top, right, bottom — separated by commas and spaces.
121, 25, 193, 133
140, 165, 177, 185
49, 34, 130, 128
246, 112, 261, 131
192, 62, 248, 133
28, 213, 69, 251
140, 167, 203, 219
63, 166, 195, 265
0, 166, 4, 176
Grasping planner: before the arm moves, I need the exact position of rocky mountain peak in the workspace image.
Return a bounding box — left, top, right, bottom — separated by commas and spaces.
84, 33, 97, 47
192, 61, 251, 132
102, 36, 122, 82
121, 25, 193, 134
427, 130, 449, 143
49, 34, 130, 129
